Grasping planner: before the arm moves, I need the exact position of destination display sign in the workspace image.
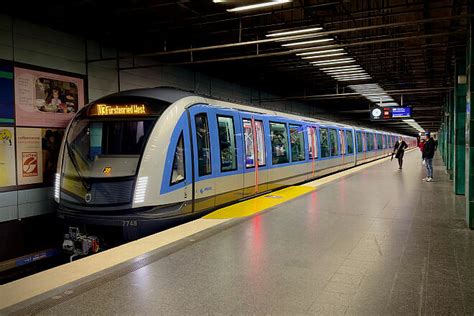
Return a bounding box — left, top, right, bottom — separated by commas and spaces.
87, 103, 149, 116
370, 106, 412, 121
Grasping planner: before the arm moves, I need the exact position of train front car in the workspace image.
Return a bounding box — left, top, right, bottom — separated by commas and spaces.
55, 89, 193, 243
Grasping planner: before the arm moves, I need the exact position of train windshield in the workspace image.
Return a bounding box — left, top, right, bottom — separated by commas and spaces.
64, 118, 156, 178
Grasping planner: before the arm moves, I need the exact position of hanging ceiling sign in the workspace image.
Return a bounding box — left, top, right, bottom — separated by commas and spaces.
370, 106, 412, 121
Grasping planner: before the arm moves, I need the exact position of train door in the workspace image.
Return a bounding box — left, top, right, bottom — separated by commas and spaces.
240, 113, 268, 197
189, 106, 216, 213
339, 129, 346, 164
214, 108, 244, 205
307, 125, 318, 179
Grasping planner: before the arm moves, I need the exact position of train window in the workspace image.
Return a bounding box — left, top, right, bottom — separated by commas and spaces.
217, 116, 237, 172
346, 130, 354, 154
243, 119, 266, 168
356, 131, 363, 153
170, 133, 185, 185
195, 113, 212, 176
366, 133, 374, 151
270, 122, 289, 164
307, 127, 318, 159
329, 129, 338, 156
290, 125, 305, 162
320, 128, 329, 158
377, 134, 383, 149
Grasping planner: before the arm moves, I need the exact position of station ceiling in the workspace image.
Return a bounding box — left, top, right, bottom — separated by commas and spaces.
3, 0, 471, 135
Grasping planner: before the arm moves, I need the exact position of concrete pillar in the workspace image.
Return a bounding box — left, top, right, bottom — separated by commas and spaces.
466, 17, 474, 228
454, 60, 467, 195
447, 92, 455, 179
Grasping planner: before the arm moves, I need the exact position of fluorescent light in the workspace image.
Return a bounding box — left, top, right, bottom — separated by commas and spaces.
379, 102, 399, 106
333, 75, 371, 79
311, 57, 354, 63
338, 77, 372, 81
320, 65, 361, 71
227, 0, 292, 12
273, 34, 325, 42
313, 60, 356, 66
324, 69, 366, 74
311, 59, 355, 66
282, 38, 333, 47
267, 27, 323, 37
302, 52, 347, 59
296, 48, 344, 56
334, 76, 372, 80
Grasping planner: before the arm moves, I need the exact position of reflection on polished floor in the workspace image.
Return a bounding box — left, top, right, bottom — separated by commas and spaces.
14, 151, 474, 315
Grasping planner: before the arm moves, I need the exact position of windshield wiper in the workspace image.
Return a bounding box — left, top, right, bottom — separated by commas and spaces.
65, 140, 91, 193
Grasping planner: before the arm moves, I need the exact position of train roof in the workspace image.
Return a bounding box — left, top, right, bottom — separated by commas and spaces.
104, 87, 410, 137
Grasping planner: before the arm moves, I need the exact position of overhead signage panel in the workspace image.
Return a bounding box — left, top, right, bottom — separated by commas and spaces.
370, 106, 412, 121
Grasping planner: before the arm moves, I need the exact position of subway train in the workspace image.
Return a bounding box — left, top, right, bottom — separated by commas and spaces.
55, 87, 416, 242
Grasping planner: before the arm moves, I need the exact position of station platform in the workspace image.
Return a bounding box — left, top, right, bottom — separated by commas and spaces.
2, 150, 473, 315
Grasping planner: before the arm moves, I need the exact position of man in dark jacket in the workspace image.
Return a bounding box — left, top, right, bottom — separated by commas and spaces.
422, 132, 436, 182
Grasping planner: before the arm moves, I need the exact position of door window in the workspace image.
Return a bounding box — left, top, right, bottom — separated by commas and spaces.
270, 122, 289, 164
195, 113, 212, 176
329, 129, 338, 156
290, 125, 305, 162
243, 119, 266, 168
307, 127, 318, 159
320, 128, 329, 158
346, 130, 354, 154
217, 116, 237, 172
356, 131, 363, 153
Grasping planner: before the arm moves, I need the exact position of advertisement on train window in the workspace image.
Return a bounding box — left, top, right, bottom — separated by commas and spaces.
0, 127, 16, 187
14, 67, 85, 128
0, 63, 14, 124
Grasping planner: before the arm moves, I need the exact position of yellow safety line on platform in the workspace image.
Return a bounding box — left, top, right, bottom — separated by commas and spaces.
204, 186, 315, 219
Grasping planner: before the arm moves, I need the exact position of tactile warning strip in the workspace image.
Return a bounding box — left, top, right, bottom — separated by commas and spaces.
203, 186, 315, 219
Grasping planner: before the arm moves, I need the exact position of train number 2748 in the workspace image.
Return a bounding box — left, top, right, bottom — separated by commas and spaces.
122, 220, 138, 227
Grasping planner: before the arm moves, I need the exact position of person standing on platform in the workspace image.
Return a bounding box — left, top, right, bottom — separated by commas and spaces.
393, 137, 408, 169
423, 132, 436, 182
418, 139, 425, 162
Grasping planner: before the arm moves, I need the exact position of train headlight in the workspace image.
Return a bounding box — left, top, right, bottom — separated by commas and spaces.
134, 176, 148, 204
54, 173, 60, 203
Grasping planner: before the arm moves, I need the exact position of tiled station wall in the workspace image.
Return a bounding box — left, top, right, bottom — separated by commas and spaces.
0, 14, 338, 222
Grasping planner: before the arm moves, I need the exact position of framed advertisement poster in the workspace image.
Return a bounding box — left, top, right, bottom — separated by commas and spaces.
14, 67, 85, 128
0, 127, 16, 187
16, 127, 64, 187
0, 63, 14, 124
16, 128, 43, 186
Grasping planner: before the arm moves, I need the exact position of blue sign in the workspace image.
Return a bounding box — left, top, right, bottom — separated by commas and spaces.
391, 107, 412, 118
0, 63, 14, 124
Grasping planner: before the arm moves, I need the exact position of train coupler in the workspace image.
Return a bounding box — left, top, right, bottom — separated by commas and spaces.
62, 227, 100, 261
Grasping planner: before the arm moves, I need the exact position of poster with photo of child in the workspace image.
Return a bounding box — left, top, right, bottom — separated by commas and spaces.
15, 67, 85, 128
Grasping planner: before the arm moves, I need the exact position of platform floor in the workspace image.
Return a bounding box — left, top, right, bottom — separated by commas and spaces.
12, 151, 474, 315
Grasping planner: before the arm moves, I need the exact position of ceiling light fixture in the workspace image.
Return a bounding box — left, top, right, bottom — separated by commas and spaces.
324, 69, 366, 75
227, 0, 292, 12
281, 38, 333, 47
267, 27, 323, 37
320, 65, 361, 71
333, 76, 372, 80
302, 52, 347, 59
332, 74, 371, 79
311, 60, 355, 66
295, 48, 344, 56
338, 77, 372, 81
